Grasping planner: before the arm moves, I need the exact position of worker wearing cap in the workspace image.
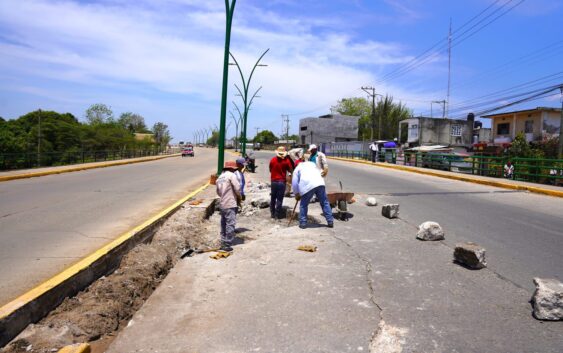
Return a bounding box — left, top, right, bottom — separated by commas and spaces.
292, 161, 334, 229
269, 146, 293, 219
216, 161, 242, 252
308, 144, 328, 178
235, 157, 246, 200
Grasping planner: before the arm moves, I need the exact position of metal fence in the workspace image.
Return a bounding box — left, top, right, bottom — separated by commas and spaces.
327, 150, 563, 186
0, 149, 171, 171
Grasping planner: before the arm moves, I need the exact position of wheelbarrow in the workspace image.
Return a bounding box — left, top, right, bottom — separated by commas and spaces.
327, 191, 355, 221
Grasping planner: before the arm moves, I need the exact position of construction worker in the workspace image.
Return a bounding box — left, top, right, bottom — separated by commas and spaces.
269, 146, 293, 219
308, 144, 328, 177
216, 160, 241, 252
292, 160, 334, 229
234, 157, 246, 201
285, 148, 305, 197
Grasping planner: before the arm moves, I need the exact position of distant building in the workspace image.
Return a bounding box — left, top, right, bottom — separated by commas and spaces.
398, 115, 490, 150
299, 114, 359, 145
480, 107, 561, 144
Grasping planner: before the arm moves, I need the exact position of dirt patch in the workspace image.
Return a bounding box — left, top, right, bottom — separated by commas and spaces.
1, 197, 216, 353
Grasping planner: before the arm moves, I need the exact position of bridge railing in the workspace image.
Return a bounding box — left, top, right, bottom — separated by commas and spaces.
328, 150, 563, 186
0, 149, 172, 171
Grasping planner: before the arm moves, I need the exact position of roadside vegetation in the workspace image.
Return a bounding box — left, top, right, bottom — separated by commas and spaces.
0, 104, 171, 168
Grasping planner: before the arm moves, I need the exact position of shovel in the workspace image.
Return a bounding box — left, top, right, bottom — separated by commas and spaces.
287, 199, 299, 227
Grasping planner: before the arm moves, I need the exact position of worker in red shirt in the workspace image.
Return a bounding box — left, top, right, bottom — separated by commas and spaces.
269, 146, 293, 219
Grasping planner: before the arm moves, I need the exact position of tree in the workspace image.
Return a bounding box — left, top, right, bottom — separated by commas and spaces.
152, 122, 171, 148
253, 130, 277, 145
118, 112, 148, 133
332, 95, 411, 141
85, 103, 114, 125
207, 130, 219, 146
375, 95, 412, 140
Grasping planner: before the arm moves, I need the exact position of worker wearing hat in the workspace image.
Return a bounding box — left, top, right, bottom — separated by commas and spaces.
235, 157, 246, 201
269, 146, 293, 219
308, 144, 328, 178
216, 160, 242, 252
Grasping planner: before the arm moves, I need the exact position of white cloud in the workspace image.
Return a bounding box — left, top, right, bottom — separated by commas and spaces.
0, 0, 457, 141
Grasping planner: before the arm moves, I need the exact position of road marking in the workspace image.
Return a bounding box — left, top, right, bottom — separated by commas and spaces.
0, 181, 209, 321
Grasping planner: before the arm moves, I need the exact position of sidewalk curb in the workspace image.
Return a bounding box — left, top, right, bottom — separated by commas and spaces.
0, 182, 210, 347
328, 156, 563, 198
0, 153, 180, 183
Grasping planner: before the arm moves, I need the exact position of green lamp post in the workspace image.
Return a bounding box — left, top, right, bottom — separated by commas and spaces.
229, 48, 269, 156
217, 0, 237, 175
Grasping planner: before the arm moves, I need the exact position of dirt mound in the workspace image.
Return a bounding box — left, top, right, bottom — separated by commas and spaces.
2, 200, 214, 353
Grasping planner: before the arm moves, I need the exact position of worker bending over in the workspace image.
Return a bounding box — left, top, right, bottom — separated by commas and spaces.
292, 161, 334, 229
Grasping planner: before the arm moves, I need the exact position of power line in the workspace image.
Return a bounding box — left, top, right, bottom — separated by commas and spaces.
376, 0, 525, 85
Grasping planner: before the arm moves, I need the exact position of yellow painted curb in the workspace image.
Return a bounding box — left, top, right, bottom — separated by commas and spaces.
0, 182, 210, 321
58, 343, 91, 353
329, 156, 563, 198
0, 153, 180, 183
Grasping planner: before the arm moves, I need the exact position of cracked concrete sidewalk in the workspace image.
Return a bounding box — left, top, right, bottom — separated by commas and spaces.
107, 210, 380, 352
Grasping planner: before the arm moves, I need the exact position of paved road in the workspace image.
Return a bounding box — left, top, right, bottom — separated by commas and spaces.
254, 151, 563, 291
0, 148, 217, 305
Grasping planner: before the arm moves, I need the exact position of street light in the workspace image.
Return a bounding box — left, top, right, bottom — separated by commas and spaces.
216, 0, 237, 175
230, 108, 242, 151
229, 48, 269, 155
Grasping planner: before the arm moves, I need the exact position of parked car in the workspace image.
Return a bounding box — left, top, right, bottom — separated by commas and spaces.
182, 147, 194, 157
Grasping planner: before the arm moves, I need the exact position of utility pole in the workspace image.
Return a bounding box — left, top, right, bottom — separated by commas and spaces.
431, 100, 446, 118
282, 114, 290, 140
37, 109, 41, 167
446, 18, 452, 119
361, 86, 382, 140
558, 86, 563, 159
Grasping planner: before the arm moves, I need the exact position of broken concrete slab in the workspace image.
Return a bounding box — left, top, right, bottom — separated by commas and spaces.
381, 204, 399, 219
453, 242, 486, 269
366, 197, 377, 206
250, 195, 270, 209
416, 221, 445, 241
531, 278, 563, 321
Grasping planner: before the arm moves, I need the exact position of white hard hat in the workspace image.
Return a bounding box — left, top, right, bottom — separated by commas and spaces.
308, 144, 317, 152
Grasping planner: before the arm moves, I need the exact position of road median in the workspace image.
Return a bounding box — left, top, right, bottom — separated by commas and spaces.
328, 156, 563, 198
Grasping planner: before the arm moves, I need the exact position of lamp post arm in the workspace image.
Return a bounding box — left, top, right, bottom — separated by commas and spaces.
248, 86, 263, 109
234, 84, 245, 100
247, 48, 270, 91
229, 52, 248, 93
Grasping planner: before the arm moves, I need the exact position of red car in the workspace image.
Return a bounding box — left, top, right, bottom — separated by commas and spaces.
182, 147, 194, 157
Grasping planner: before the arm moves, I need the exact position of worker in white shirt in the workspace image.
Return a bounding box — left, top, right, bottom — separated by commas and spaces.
292, 161, 334, 229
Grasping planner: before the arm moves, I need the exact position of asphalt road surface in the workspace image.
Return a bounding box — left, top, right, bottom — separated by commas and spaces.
0, 148, 217, 305
254, 151, 562, 292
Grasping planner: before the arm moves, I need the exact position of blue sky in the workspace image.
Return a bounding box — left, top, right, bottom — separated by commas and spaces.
1, 0, 562, 142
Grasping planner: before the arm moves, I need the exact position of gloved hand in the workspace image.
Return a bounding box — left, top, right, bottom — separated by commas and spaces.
321, 168, 328, 177
295, 194, 301, 201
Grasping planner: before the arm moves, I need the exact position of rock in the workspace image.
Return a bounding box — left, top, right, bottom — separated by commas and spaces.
366, 197, 377, 206
416, 221, 445, 241
531, 278, 563, 321
453, 242, 486, 269
251, 196, 270, 209
381, 204, 399, 219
